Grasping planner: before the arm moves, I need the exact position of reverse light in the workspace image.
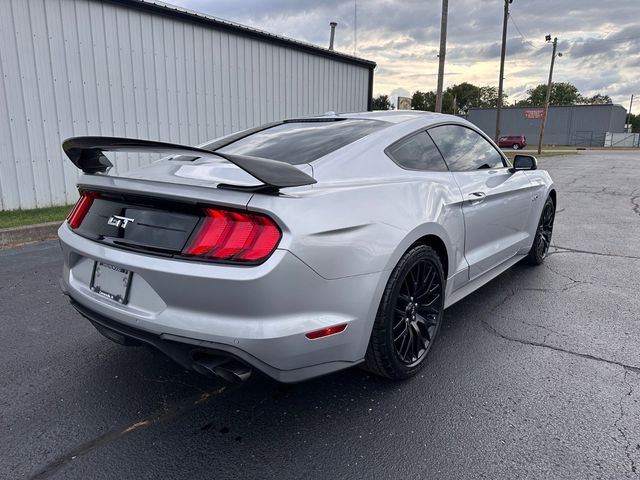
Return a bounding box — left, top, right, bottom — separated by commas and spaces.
305, 324, 348, 340
184, 208, 281, 263
67, 191, 98, 229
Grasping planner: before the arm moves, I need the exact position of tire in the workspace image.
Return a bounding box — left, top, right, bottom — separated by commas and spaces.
512, 143, 521, 150
364, 244, 445, 379
526, 196, 555, 265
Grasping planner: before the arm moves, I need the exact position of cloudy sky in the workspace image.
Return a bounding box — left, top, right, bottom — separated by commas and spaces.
170, 0, 639, 107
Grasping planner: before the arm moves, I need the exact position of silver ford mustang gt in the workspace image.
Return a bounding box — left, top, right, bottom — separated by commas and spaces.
58, 111, 555, 383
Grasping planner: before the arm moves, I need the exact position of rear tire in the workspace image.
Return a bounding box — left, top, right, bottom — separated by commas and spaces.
526, 196, 555, 265
364, 245, 445, 380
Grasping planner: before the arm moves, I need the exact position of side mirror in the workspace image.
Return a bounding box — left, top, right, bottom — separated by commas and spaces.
510, 154, 537, 173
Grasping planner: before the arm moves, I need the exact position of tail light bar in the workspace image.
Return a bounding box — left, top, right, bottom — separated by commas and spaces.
67, 191, 99, 229
184, 208, 281, 263
305, 323, 348, 340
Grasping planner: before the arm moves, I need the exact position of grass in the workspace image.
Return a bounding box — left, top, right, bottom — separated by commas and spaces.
0, 204, 73, 229
504, 151, 577, 160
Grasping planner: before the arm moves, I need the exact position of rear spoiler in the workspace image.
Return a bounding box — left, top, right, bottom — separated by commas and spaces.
62, 136, 317, 192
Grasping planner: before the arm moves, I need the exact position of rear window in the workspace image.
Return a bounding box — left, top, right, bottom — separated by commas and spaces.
213, 119, 388, 165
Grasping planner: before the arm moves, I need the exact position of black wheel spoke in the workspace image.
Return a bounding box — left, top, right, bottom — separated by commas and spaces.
415, 267, 435, 299
401, 330, 412, 360
393, 324, 408, 342
391, 255, 444, 366
415, 317, 431, 343
398, 294, 411, 304
534, 202, 555, 259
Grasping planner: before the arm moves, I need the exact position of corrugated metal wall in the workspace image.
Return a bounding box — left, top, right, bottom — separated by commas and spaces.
467, 104, 626, 146
0, 0, 372, 210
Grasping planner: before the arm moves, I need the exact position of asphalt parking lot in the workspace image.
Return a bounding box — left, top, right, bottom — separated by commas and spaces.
2, 150, 639, 480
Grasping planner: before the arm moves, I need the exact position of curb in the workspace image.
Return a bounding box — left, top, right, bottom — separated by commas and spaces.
0, 221, 61, 248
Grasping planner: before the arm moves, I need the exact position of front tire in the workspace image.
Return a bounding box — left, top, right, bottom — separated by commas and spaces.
513, 143, 521, 150
364, 245, 445, 379
526, 196, 555, 265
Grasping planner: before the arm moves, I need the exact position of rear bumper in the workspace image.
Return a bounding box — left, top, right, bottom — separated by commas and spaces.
59, 223, 385, 382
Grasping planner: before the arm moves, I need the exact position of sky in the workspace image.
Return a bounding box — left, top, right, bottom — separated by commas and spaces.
170, 0, 639, 108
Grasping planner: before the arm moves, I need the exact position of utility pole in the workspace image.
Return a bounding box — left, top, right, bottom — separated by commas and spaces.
353, 0, 357, 56
435, 0, 448, 113
495, 0, 512, 141
537, 36, 559, 155
626, 94, 634, 132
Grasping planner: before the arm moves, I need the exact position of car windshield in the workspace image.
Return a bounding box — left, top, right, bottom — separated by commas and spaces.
212, 119, 388, 165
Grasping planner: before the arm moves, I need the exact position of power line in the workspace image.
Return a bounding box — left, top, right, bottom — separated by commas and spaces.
508, 13, 544, 49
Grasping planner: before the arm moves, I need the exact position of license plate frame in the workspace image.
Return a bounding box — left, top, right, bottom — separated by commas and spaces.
90, 261, 132, 304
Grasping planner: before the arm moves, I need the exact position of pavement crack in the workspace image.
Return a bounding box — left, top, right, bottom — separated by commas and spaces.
27, 386, 227, 480
479, 318, 640, 374
632, 195, 640, 217
489, 288, 518, 315
543, 262, 585, 286
614, 370, 637, 475
551, 245, 640, 261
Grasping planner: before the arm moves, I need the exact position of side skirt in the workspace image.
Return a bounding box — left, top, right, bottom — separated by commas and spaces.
444, 254, 526, 309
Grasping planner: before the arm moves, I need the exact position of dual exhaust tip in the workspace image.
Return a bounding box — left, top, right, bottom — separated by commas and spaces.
192, 354, 252, 383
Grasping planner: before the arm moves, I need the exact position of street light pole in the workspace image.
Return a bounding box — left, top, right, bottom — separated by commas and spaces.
626, 94, 634, 132
495, 0, 512, 141
435, 0, 448, 113
537, 37, 559, 155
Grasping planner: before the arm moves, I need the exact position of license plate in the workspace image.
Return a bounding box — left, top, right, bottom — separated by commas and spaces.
90, 262, 132, 304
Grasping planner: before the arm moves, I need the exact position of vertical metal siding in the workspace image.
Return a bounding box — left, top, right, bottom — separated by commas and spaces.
0, 0, 371, 210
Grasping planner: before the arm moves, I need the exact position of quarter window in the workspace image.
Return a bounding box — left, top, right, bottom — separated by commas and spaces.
428, 125, 505, 171
386, 131, 449, 172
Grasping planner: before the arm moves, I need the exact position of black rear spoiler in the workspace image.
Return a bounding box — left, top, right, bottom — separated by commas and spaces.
62, 136, 316, 192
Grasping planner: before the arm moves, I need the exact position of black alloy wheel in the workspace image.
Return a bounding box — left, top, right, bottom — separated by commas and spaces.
526, 196, 555, 265
364, 245, 445, 379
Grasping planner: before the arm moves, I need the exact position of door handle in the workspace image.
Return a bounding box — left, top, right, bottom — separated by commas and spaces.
467, 192, 487, 205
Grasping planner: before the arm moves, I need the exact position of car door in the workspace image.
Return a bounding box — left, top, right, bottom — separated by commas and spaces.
428, 124, 535, 280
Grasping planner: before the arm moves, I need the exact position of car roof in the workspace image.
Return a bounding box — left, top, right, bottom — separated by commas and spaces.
311, 110, 449, 125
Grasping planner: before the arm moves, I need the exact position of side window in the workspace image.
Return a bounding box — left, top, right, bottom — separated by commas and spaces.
428, 125, 505, 171
386, 131, 449, 172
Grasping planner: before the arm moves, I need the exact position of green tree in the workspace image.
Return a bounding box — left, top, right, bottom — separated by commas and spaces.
519, 82, 581, 106
372, 94, 391, 110
410, 84, 505, 114
477, 86, 508, 108
628, 113, 640, 133
411, 90, 456, 113
411, 90, 436, 111
446, 82, 480, 114
578, 93, 612, 105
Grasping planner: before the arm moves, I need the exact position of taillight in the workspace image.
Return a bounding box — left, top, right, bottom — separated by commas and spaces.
67, 191, 98, 229
184, 208, 281, 263
305, 324, 348, 340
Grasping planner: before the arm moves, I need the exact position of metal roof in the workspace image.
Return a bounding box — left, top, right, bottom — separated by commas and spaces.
469, 104, 623, 110
106, 0, 376, 70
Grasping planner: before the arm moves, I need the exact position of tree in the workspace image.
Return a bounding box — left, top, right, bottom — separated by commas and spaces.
446, 82, 480, 114
578, 93, 612, 105
518, 82, 581, 106
411, 90, 456, 113
628, 113, 640, 133
411, 90, 436, 111
477, 86, 508, 108
372, 94, 391, 110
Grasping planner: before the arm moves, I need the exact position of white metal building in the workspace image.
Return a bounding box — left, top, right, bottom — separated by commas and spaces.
0, 0, 376, 210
